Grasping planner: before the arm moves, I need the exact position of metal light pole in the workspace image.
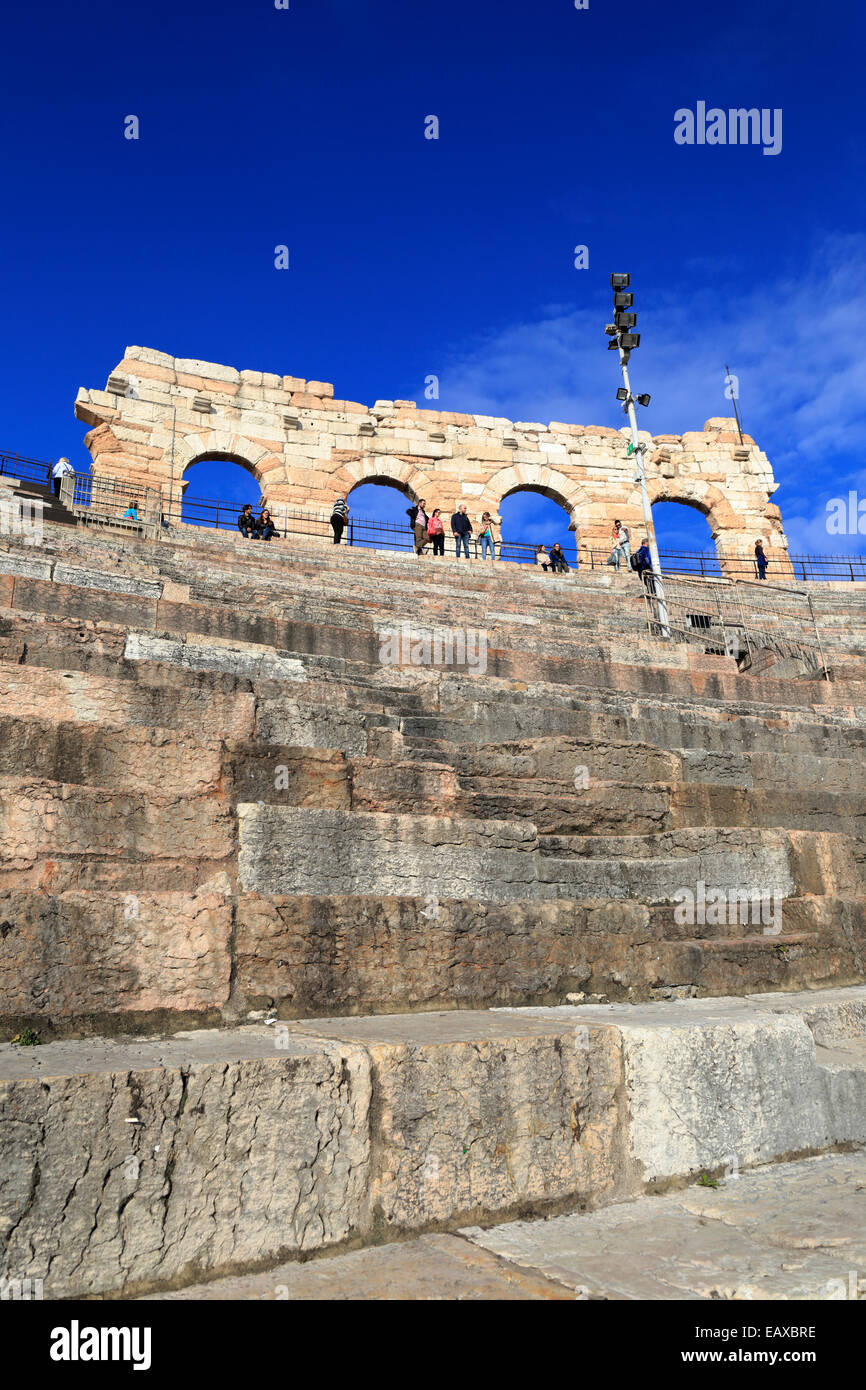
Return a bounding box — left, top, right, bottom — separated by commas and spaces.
606, 274, 669, 637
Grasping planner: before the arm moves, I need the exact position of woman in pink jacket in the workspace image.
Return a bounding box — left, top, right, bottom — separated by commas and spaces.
427, 507, 445, 556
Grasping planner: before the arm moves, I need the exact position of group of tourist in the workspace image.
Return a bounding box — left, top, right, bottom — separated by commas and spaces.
245, 492, 770, 583
406, 501, 499, 559
237, 504, 279, 540
329, 497, 501, 559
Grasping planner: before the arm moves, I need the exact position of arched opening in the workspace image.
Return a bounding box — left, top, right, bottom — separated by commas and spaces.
346, 479, 419, 552
651, 500, 720, 576
180, 455, 263, 531
498, 487, 577, 566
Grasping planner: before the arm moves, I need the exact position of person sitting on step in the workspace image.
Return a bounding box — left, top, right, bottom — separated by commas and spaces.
237, 504, 258, 538
535, 544, 550, 571
257, 508, 277, 541
549, 542, 569, 573
123, 500, 139, 521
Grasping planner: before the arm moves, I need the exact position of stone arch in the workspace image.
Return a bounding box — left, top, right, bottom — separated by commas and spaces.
481, 463, 591, 533
338, 456, 437, 508
645, 479, 740, 540
173, 431, 286, 496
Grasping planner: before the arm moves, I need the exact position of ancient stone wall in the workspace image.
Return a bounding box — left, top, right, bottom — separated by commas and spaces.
75, 346, 790, 568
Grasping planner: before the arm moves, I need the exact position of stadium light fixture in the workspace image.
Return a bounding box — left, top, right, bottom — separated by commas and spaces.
604, 272, 669, 638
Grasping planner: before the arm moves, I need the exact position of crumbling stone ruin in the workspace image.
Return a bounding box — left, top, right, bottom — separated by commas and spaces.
75, 346, 790, 570
1, 352, 865, 1298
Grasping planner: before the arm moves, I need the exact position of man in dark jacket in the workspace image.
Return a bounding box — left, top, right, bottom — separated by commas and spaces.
635, 539, 654, 590
238, 504, 258, 538
451, 504, 473, 559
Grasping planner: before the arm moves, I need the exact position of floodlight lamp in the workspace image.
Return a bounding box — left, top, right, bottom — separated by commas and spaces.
607, 338, 620, 350
620, 333, 640, 349
610, 273, 631, 289
604, 324, 617, 335
615, 311, 637, 329
616, 387, 629, 402
637, 393, 651, 407
613, 292, 634, 309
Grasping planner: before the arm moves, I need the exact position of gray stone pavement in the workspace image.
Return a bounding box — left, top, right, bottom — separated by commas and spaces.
145, 1150, 866, 1301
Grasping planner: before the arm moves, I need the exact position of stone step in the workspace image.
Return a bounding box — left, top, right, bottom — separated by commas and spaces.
3, 887, 860, 1034
3, 986, 865, 1298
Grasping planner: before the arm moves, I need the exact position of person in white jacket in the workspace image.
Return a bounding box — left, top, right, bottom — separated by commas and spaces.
51, 457, 74, 499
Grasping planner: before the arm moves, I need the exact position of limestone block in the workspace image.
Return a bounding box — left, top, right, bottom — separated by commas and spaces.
306, 381, 334, 398
289, 1013, 624, 1230
124, 632, 308, 683
0, 552, 53, 581
175, 357, 241, 385
54, 566, 163, 599
238, 807, 538, 901
0, 887, 232, 1019
124, 346, 175, 368
0, 1032, 371, 1297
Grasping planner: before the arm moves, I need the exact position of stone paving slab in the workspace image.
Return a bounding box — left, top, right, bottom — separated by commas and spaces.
142, 1233, 572, 1301
462, 1151, 866, 1301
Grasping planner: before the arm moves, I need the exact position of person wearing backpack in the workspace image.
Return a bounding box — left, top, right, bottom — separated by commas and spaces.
754, 539, 768, 579
428, 507, 445, 556
330, 497, 349, 544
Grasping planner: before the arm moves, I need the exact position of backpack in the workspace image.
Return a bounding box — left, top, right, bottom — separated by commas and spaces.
630, 552, 641, 571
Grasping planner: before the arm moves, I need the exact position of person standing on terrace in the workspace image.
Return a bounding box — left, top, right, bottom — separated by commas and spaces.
428, 508, 445, 556
51, 456, 74, 499
330, 497, 349, 544
478, 512, 498, 560
451, 503, 473, 558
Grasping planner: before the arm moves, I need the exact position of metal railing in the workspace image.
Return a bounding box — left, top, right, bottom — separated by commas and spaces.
0, 449, 54, 487
59, 472, 161, 539
643, 572, 829, 677
5, 453, 866, 582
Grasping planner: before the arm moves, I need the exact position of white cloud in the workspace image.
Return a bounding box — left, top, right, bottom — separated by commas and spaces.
435, 234, 866, 555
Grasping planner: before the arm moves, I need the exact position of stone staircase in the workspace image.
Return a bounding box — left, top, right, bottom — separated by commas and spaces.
1, 518, 865, 1297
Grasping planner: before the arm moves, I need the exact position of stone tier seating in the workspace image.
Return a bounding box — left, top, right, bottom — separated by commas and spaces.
2, 519, 866, 1297
1, 519, 865, 1032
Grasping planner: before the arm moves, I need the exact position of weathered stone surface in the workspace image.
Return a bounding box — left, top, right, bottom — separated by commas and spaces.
150, 1151, 866, 1301
0, 887, 232, 1021
503, 991, 866, 1181
145, 1232, 573, 1300
124, 632, 308, 681
0, 1030, 370, 1297
75, 347, 789, 565
3, 991, 864, 1297
462, 1150, 866, 1301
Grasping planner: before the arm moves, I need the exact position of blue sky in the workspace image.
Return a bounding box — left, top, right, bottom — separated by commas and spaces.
1, 0, 864, 557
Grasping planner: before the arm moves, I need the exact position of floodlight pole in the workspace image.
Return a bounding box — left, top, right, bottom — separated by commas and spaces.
616, 344, 670, 637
